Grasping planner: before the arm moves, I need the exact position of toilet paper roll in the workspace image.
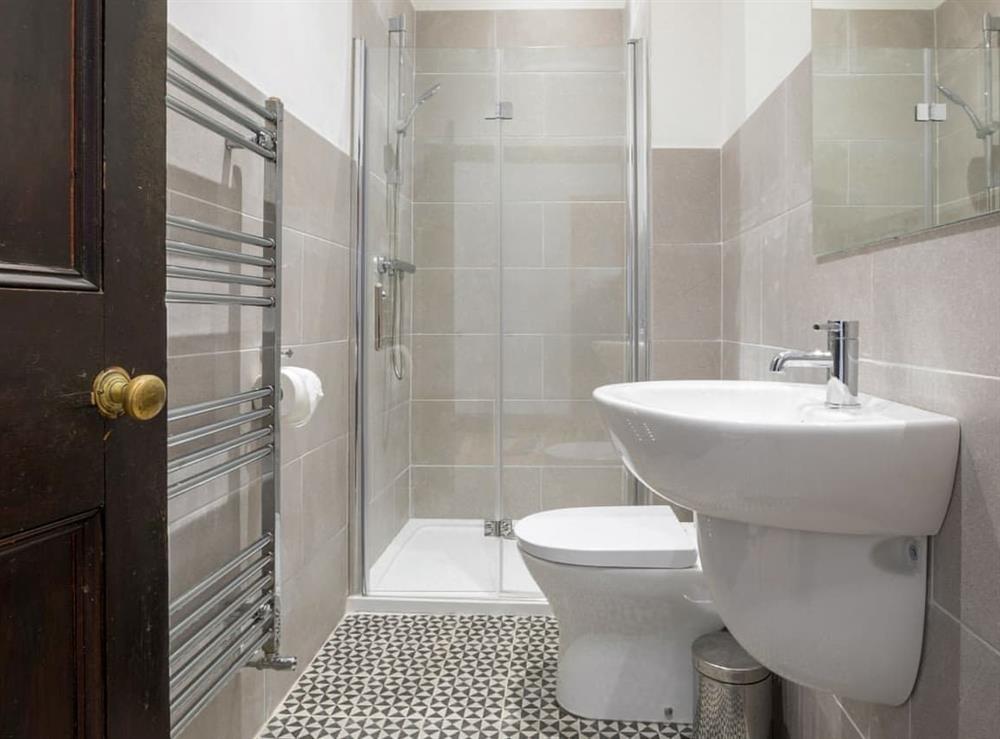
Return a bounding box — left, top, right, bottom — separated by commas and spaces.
279, 366, 324, 428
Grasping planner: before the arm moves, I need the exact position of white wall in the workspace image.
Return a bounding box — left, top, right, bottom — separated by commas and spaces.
169, 0, 353, 153
645, 0, 810, 148
722, 0, 811, 142
649, 0, 723, 148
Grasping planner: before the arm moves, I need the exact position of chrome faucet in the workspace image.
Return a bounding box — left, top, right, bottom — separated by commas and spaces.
770, 320, 860, 408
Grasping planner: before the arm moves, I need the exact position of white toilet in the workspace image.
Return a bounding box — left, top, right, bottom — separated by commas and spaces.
514, 505, 723, 724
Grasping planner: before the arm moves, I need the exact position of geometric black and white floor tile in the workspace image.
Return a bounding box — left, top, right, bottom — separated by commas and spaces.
259, 614, 694, 739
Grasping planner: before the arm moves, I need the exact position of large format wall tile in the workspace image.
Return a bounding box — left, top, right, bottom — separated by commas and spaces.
651, 148, 721, 245
412, 400, 495, 465
495, 9, 623, 48
909, 605, 1000, 739
652, 244, 722, 341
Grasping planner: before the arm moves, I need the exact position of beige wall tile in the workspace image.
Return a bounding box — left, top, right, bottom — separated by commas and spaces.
864, 362, 1000, 654
722, 230, 762, 344
849, 9, 934, 74
412, 334, 498, 400
301, 238, 350, 343
266, 530, 348, 709
813, 75, 924, 144
544, 73, 625, 137
502, 139, 625, 202
412, 400, 495, 465
812, 9, 849, 74
411, 466, 496, 518
502, 47, 624, 74
785, 57, 813, 212
650, 341, 721, 381
413, 73, 498, 138
283, 113, 352, 245
502, 467, 542, 519
176, 671, 265, 739
849, 140, 925, 206
542, 335, 626, 399
414, 203, 498, 268
543, 202, 625, 268
934, 0, 1000, 49
936, 129, 989, 208
503, 335, 543, 400
415, 10, 495, 49
651, 244, 722, 340
502, 268, 625, 334
495, 9, 623, 48
761, 205, 874, 352
416, 48, 497, 74
280, 460, 305, 581
414, 138, 499, 203
909, 605, 1000, 739
735, 82, 788, 234
814, 141, 849, 206
720, 131, 742, 241
368, 401, 410, 495
501, 203, 544, 267
412, 268, 498, 333
651, 148, 721, 245
500, 73, 546, 137
541, 467, 625, 509
168, 489, 246, 598
502, 400, 615, 467
301, 435, 350, 563
167, 112, 265, 220
869, 220, 1000, 375
281, 229, 304, 346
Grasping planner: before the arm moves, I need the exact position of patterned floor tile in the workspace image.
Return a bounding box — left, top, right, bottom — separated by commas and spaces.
259, 614, 691, 739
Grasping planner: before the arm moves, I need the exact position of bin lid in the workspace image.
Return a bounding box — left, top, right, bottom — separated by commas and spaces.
693, 631, 771, 685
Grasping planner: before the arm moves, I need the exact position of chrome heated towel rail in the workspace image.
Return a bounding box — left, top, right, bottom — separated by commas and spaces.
164, 44, 296, 738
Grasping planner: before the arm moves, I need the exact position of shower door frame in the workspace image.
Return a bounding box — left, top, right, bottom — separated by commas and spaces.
349, 36, 652, 598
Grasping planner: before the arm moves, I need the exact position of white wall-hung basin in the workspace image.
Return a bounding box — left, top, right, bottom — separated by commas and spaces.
593, 380, 960, 706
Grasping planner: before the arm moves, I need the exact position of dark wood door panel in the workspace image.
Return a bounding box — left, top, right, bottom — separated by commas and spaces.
0, 512, 103, 739
0, 290, 103, 537
0, 0, 102, 288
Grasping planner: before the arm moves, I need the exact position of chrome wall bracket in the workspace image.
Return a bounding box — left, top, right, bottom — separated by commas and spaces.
485, 101, 513, 121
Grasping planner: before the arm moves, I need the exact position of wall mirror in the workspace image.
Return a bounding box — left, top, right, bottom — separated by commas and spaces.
812, 0, 1000, 255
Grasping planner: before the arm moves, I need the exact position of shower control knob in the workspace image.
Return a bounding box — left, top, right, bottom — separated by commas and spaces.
91, 366, 167, 421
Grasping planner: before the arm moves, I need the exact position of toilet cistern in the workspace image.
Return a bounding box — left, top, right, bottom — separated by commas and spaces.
770, 319, 859, 408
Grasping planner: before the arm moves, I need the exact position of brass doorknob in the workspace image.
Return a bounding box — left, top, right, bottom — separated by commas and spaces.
92, 366, 167, 421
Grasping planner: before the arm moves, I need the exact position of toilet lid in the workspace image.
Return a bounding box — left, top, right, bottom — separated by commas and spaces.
514, 506, 698, 569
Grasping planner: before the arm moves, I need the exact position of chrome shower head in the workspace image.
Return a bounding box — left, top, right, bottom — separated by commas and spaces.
396, 84, 442, 134
937, 83, 993, 138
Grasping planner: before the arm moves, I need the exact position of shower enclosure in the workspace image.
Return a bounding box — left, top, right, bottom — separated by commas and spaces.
351, 22, 650, 604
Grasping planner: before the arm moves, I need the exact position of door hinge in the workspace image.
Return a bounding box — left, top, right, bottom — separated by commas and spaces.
484, 519, 515, 539
914, 102, 947, 122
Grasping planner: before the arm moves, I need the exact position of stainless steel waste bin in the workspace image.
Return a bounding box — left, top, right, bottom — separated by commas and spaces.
692, 631, 772, 739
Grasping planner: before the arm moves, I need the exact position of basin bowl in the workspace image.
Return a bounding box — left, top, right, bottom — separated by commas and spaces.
593, 380, 959, 536
592, 380, 961, 705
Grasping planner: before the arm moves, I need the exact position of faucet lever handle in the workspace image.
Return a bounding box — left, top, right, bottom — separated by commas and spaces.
813, 320, 859, 338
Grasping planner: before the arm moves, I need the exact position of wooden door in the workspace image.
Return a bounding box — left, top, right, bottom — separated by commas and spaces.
0, 2, 169, 737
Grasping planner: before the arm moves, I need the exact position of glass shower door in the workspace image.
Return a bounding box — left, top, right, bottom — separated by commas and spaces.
497, 45, 630, 596
359, 40, 634, 600
364, 44, 505, 597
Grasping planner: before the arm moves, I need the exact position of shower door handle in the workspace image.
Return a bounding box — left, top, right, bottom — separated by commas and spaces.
374, 283, 387, 351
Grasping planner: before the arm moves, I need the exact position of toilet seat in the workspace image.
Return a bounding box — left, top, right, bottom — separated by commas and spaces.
514, 506, 697, 569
